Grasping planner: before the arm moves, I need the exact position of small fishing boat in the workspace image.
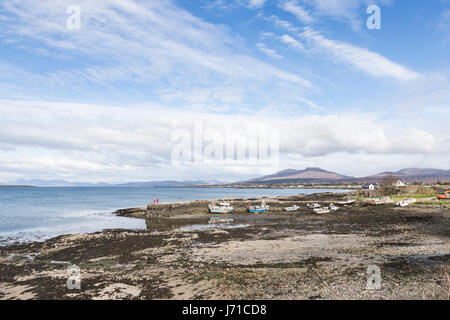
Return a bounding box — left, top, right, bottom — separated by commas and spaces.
208, 200, 233, 214
284, 205, 300, 212
329, 203, 339, 211
364, 197, 392, 206
248, 200, 269, 213
307, 203, 321, 209
314, 207, 330, 214
337, 199, 355, 205
396, 198, 417, 207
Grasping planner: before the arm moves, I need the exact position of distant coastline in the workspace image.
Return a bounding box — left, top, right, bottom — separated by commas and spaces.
0, 185, 35, 188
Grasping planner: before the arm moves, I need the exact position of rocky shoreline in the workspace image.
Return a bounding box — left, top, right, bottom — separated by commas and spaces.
1, 192, 449, 300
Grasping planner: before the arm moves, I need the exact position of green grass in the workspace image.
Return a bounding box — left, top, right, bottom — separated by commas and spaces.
390, 194, 436, 200
410, 200, 450, 206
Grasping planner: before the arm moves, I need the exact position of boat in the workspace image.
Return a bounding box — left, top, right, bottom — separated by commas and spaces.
314, 207, 330, 214
208, 200, 233, 214
248, 200, 269, 213
437, 190, 450, 200
364, 197, 393, 206
284, 205, 300, 212
307, 203, 321, 209
396, 198, 417, 207
329, 203, 339, 211
337, 199, 355, 205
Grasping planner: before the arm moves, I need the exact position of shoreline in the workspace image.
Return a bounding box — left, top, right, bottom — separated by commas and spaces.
1, 191, 449, 300
115, 191, 354, 219
0, 190, 351, 248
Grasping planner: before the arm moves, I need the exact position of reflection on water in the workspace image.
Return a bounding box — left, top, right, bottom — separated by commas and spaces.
144, 216, 250, 231
145, 217, 211, 231
177, 223, 251, 231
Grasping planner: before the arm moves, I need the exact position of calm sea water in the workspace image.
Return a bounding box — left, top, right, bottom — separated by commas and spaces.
0, 187, 348, 245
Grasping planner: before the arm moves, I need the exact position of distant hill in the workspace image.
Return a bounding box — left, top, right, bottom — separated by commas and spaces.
8, 179, 220, 187
244, 167, 353, 184
362, 168, 450, 183
113, 180, 218, 187
12, 179, 110, 187
240, 167, 450, 185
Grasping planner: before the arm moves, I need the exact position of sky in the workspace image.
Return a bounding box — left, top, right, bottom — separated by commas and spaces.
0, 0, 449, 183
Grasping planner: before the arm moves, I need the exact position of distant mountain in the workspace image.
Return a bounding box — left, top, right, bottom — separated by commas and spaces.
245, 167, 353, 184
363, 168, 450, 183
241, 167, 450, 185
8, 179, 220, 187
113, 180, 217, 187
12, 179, 110, 187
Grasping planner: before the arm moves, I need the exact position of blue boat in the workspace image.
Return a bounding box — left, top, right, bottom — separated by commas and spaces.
248, 200, 269, 213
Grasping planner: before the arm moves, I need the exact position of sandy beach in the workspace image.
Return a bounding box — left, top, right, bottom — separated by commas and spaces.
1, 192, 449, 300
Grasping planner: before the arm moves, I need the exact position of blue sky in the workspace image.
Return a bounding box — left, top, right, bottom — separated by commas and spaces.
0, 0, 449, 183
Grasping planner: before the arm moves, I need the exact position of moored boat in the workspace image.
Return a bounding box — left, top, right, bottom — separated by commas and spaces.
248, 200, 269, 213
364, 197, 392, 206
284, 205, 300, 212
208, 200, 233, 213
396, 198, 417, 207
329, 203, 339, 211
314, 207, 330, 214
337, 199, 355, 205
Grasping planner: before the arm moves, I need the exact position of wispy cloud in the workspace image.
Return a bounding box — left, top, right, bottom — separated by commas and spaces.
0, 0, 311, 105
299, 27, 420, 81
279, 34, 304, 51
257, 13, 299, 32
248, 0, 266, 8
257, 42, 283, 59
281, 1, 315, 24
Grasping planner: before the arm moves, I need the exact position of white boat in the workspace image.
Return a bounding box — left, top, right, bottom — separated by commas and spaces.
284, 205, 300, 212
337, 199, 356, 205
329, 203, 339, 211
208, 200, 233, 214
364, 197, 393, 206
307, 203, 321, 209
314, 207, 330, 214
396, 198, 417, 207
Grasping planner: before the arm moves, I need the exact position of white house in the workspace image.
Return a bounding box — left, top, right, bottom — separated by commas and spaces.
363, 184, 375, 190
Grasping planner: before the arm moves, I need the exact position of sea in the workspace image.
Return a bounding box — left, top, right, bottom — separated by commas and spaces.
0, 186, 348, 246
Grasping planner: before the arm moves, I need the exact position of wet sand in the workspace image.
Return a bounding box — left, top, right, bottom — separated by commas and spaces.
0, 192, 449, 300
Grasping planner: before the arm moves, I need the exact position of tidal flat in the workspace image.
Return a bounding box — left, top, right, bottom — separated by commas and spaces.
1, 192, 449, 300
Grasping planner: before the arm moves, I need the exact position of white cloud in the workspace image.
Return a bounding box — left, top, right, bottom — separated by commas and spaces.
0, 0, 311, 105
304, 0, 361, 19
281, 1, 315, 24
292, 0, 393, 30
0, 99, 446, 182
257, 42, 283, 59
280, 34, 304, 51
257, 13, 299, 32
299, 27, 420, 81
248, 0, 266, 8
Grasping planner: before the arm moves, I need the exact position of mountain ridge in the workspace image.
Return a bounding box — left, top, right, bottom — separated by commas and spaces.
242, 167, 450, 184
